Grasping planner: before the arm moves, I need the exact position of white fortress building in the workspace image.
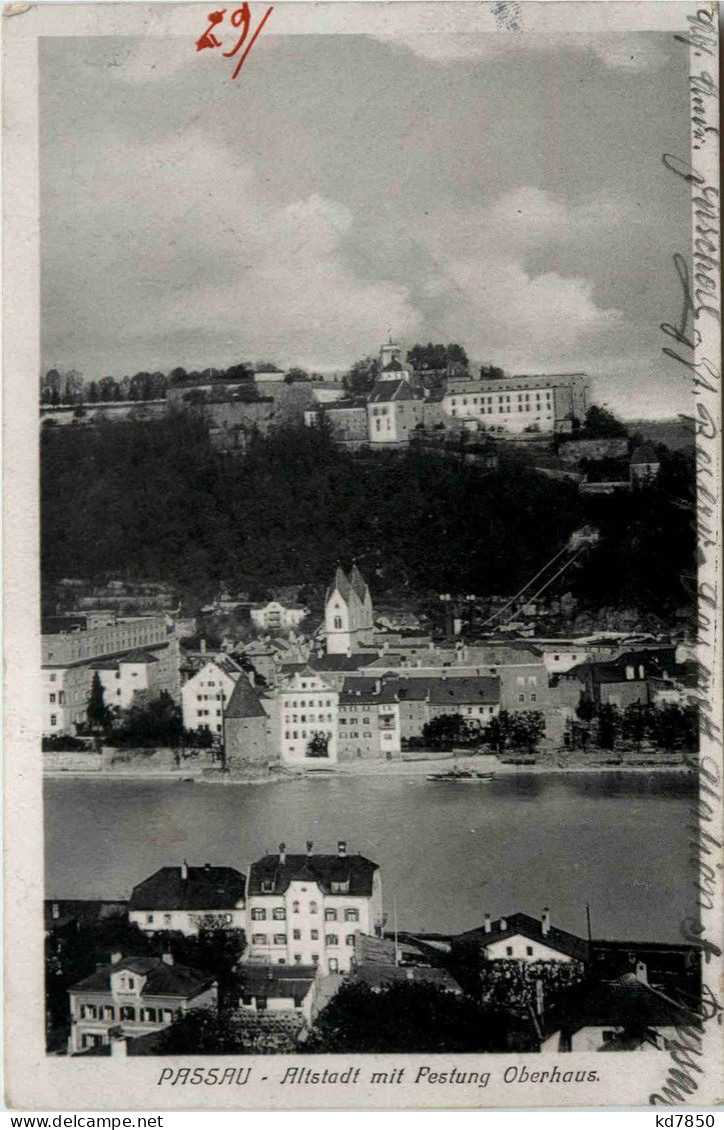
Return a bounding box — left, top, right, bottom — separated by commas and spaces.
324, 565, 374, 655
442, 372, 590, 435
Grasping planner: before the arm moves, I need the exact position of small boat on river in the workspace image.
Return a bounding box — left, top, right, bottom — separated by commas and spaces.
427, 768, 494, 783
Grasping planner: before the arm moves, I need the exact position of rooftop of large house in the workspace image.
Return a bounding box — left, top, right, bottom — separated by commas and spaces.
129, 864, 246, 911
455, 912, 589, 963
309, 653, 380, 673
559, 650, 666, 686
237, 963, 317, 1001
539, 971, 698, 1043
247, 845, 377, 898
368, 378, 422, 404
351, 963, 462, 993
69, 955, 215, 999
338, 674, 500, 706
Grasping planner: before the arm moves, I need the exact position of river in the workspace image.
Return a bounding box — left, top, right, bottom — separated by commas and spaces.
45, 772, 695, 942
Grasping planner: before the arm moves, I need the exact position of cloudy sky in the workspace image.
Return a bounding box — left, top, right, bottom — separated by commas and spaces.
41, 23, 691, 418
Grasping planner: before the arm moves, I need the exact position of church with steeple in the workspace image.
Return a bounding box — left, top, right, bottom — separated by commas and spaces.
324, 565, 374, 655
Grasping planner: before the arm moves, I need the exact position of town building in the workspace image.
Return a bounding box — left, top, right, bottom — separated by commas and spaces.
367, 378, 424, 446
181, 655, 243, 733
244, 841, 382, 974
304, 399, 369, 447
250, 600, 309, 632
278, 668, 338, 766
554, 650, 664, 710
538, 964, 698, 1052
337, 679, 401, 761
454, 911, 589, 964
324, 566, 375, 655
307, 651, 381, 691
128, 862, 247, 935
442, 372, 590, 435
67, 953, 217, 1054
223, 675, 274, 771
629, 442, 661, 487
42, 613, 180, 735
237, 963, 319, 1024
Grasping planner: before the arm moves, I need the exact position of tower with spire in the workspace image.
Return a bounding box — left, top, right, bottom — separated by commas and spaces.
324, 564, 374, 655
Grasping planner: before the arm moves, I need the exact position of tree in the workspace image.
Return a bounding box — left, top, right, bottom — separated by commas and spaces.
306, 731, 330, 758
154, 1007, 300, 1054
421, 713, 479, 750
595, 703, 621, 750
168, 367, 188, 384
582, 405, 628, 439
507, 710, 546, 754
305, 980, 515, 1053
344, 356, 379, 397
112, 691, 184, 748
86, 671, 111, 733
283, 367, 310, 384
87, 380, 99, 403
484, 710, 512, 754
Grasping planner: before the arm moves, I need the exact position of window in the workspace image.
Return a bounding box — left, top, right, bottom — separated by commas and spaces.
334, 617, 342, 628
102, 1005, 115, 1020
272, 907, 286, 920
50, 714, 57, 727
505, 946, 513, 957
344, 908, 359, 922
293, 929, 301, 941
526, 946, 534, 956
251, 908, 267, 920
127, 978, 135, 990
345, 934, 355, 946
120, 1005, 136, 1021
261, 880, 274, 893
273, 934, 287, 945
252, 933, 268, 944
292, 901, 300, 914
325, 908, 338, 920
146, 914, 154, 924
312, 954, 320, 965
310, 929, 319, 941
256, 996, 268, 1011
326, 934, 339, 946
164, 913, 171, 926
49, 693, 56, 704
294, 954, 303, 964
309, 901, 318, 914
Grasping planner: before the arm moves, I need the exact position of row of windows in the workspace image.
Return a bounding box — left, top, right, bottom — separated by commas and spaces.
79, 1003, 176, 1023
251, 932, 355, 946
252, 902, 358, 918
450, 391, 552, 406
196, 693, 223, 702
48, 692, 66, 704
196, 708, 221, 717
283, 713, 334, 724
283, 698, 333, 708
284, 729, 333, 741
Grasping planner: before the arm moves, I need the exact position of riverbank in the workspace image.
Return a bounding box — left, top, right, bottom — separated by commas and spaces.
43, 750, 693, 781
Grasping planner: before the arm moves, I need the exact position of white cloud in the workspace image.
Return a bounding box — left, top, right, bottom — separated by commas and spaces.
375, 30, 668, 71
44, 130, 422, 372
412, 187, 621, 367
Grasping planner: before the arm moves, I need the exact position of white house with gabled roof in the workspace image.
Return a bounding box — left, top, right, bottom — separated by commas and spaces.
181, 655, 243, 734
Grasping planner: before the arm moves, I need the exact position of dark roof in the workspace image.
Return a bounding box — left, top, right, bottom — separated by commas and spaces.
349, 564, 369, 603
428, 677, 500, 705
45, 899, 128, 932
237, 964, 317, 999
563, 650, 665, 686
456, 913, 589, 962
326, 566, 351, 603
352, 964, 462, 992
129, 865, 246, 911
381, 358, 403, 372
247, 852, 377, 897
630, 443, 660, 465
309, 653, 380, 672
69, 956, 215, 999
368, 379, 421, 404
225, 676, 268, 719
541, 973, 698, 1038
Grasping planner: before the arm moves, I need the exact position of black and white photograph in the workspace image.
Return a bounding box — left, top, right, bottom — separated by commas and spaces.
2, 0, 721, 1111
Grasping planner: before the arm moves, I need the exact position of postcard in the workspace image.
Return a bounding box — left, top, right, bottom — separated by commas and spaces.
2, 0, 721, 1110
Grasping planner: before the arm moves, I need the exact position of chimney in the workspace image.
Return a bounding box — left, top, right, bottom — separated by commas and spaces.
180, 859, 188, 881
204, 862, 211, 872
279, 842, 287, 865
406, 968, 414, 981
111, 1037, 128, 1058
635, 961, 648, 985
306, 840, 314, 856
337, 840, 347, 858
110, 951, 123, 965
483, 913, 492, 934
535, 978, 545, 1017
162, 950, 174, 966
541, 907, 550, 937
52, 902, 60, 920
500, 918, 507, 931
200, 638, 206, 654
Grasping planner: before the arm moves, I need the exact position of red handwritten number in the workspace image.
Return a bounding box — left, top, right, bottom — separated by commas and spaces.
222, 3, 274, 79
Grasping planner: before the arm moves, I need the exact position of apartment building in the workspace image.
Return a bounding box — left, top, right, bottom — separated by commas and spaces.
279, 668, 339, 765
181, 655, 242, 733
442, 373, 590, 435
244, 841, 382, 974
